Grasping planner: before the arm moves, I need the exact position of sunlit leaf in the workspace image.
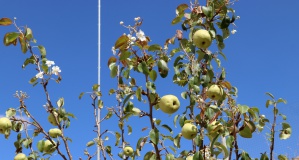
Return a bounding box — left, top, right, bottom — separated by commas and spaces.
149, 70, 157, 82
161, 124, 173, 134
86, 141, 95, 147
239, 125, 252, 138
148, 44, 162, 51
149, 128, 159, 145
125, 125, 132, 136
119, 51, 131, 60
0, 18, 12, 26
279, 122, 291, 140
6, 108, 16, 117
114, 35, 129, 49
4, 32, 19, 46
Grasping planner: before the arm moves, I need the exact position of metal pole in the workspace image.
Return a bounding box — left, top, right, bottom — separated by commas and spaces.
97, 0, 101, 159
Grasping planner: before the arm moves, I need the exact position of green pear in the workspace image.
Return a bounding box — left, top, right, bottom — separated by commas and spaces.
132, 108, 141, 116
49, 128, 62, 138
43, 140, 56, 154
186, 155, 194, 160
181, 123, 197, 140
158, 95, 180, 114
14, 153, 28, 160
193, 29, 212, 49
207, 84, 223, 101
123, 146, 134, 156
47, 112, 61, 126
0, 117, 12, 134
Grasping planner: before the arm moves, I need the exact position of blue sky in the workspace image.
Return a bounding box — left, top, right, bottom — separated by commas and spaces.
1, 0, 299, 159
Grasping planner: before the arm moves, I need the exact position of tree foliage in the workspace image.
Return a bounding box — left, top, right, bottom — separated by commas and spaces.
0, 0, 292, 160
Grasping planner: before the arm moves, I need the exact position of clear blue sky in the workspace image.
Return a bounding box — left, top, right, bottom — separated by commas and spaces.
0, 0, 299, 159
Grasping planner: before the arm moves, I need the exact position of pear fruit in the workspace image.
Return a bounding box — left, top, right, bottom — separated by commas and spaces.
207, 85, 223, 101
49, 128, 62, 138
0, 117, 12, 134
193, 29, 212, 49
14, 153, 28, 160
181, 123, 197, 140
158, 95, 180, 114
123, 146, 134, 156
43, 140, 56, 154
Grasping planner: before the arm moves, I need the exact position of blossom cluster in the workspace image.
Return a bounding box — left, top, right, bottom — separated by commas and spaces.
35, 60, 61, 79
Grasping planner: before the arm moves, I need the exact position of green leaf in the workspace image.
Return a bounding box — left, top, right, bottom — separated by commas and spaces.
222, 28, 230, 40
22, 138, 32, 149
173, 133, 181, 148
98, 100, 103, 109
260, 152, 269, 160
239, 125, 252, 138
220, 15, 231, 29
238, 105, 249, 114
29, 76, 38, 85
265, 92, 275, 99
105, 146, 112, 155
226, 135, 234, 148
165, 154, 175, 160
107, 56, 117, 67
171, 16, 182, 25
86, 141, 95, 147
127, 125, 132, 135
278, 155, 288, 160
149, 70, 157, 82
141, 61, 149, 75
38, 45, 46, 58
202, 6, 213, 18
78, 92, 85, 99
4, 32, 19, 46
19, 35, 27, 53
136, 87, 142, 101
193, 151, 204, 160
6, 108, 16, 117
119, 51, 131, 60
277, 98, 287, 104
170, 48, 181, 56
148, 44, 162, 51
158, 59, 169, 78
214, 142, 229, 159
0, 18, 12, 26
266, 100, 274, 108
22, 56, 36, 68
149, 128, 159, 145
279, 122, 291, 140
110, 64, 118, 78
92, 84, 100, 91
181, 92, 187, 99
25, 28, 33, 40
161, 124, 173, 134
114, 35, 129, 49
115, 132, 121, 146
56, 97, 64, 107
176, 4, 188, 15
173, 115, 179, 128
105, 111, 113, 120
146, 81, 156, 93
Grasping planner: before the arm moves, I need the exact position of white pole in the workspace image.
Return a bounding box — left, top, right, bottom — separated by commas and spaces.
97, 0, 101, 159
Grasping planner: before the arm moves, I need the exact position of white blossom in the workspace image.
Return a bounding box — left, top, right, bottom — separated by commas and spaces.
136, 30, 146, 41
231, 29, 237, 34
51, 66, 61, 75
111, 46, 116, 55
236, 16, 240, 20
134, 17, 140, 21
35, 72, 44, 79
45, 60, 55, 67
120, 21, 124, 25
